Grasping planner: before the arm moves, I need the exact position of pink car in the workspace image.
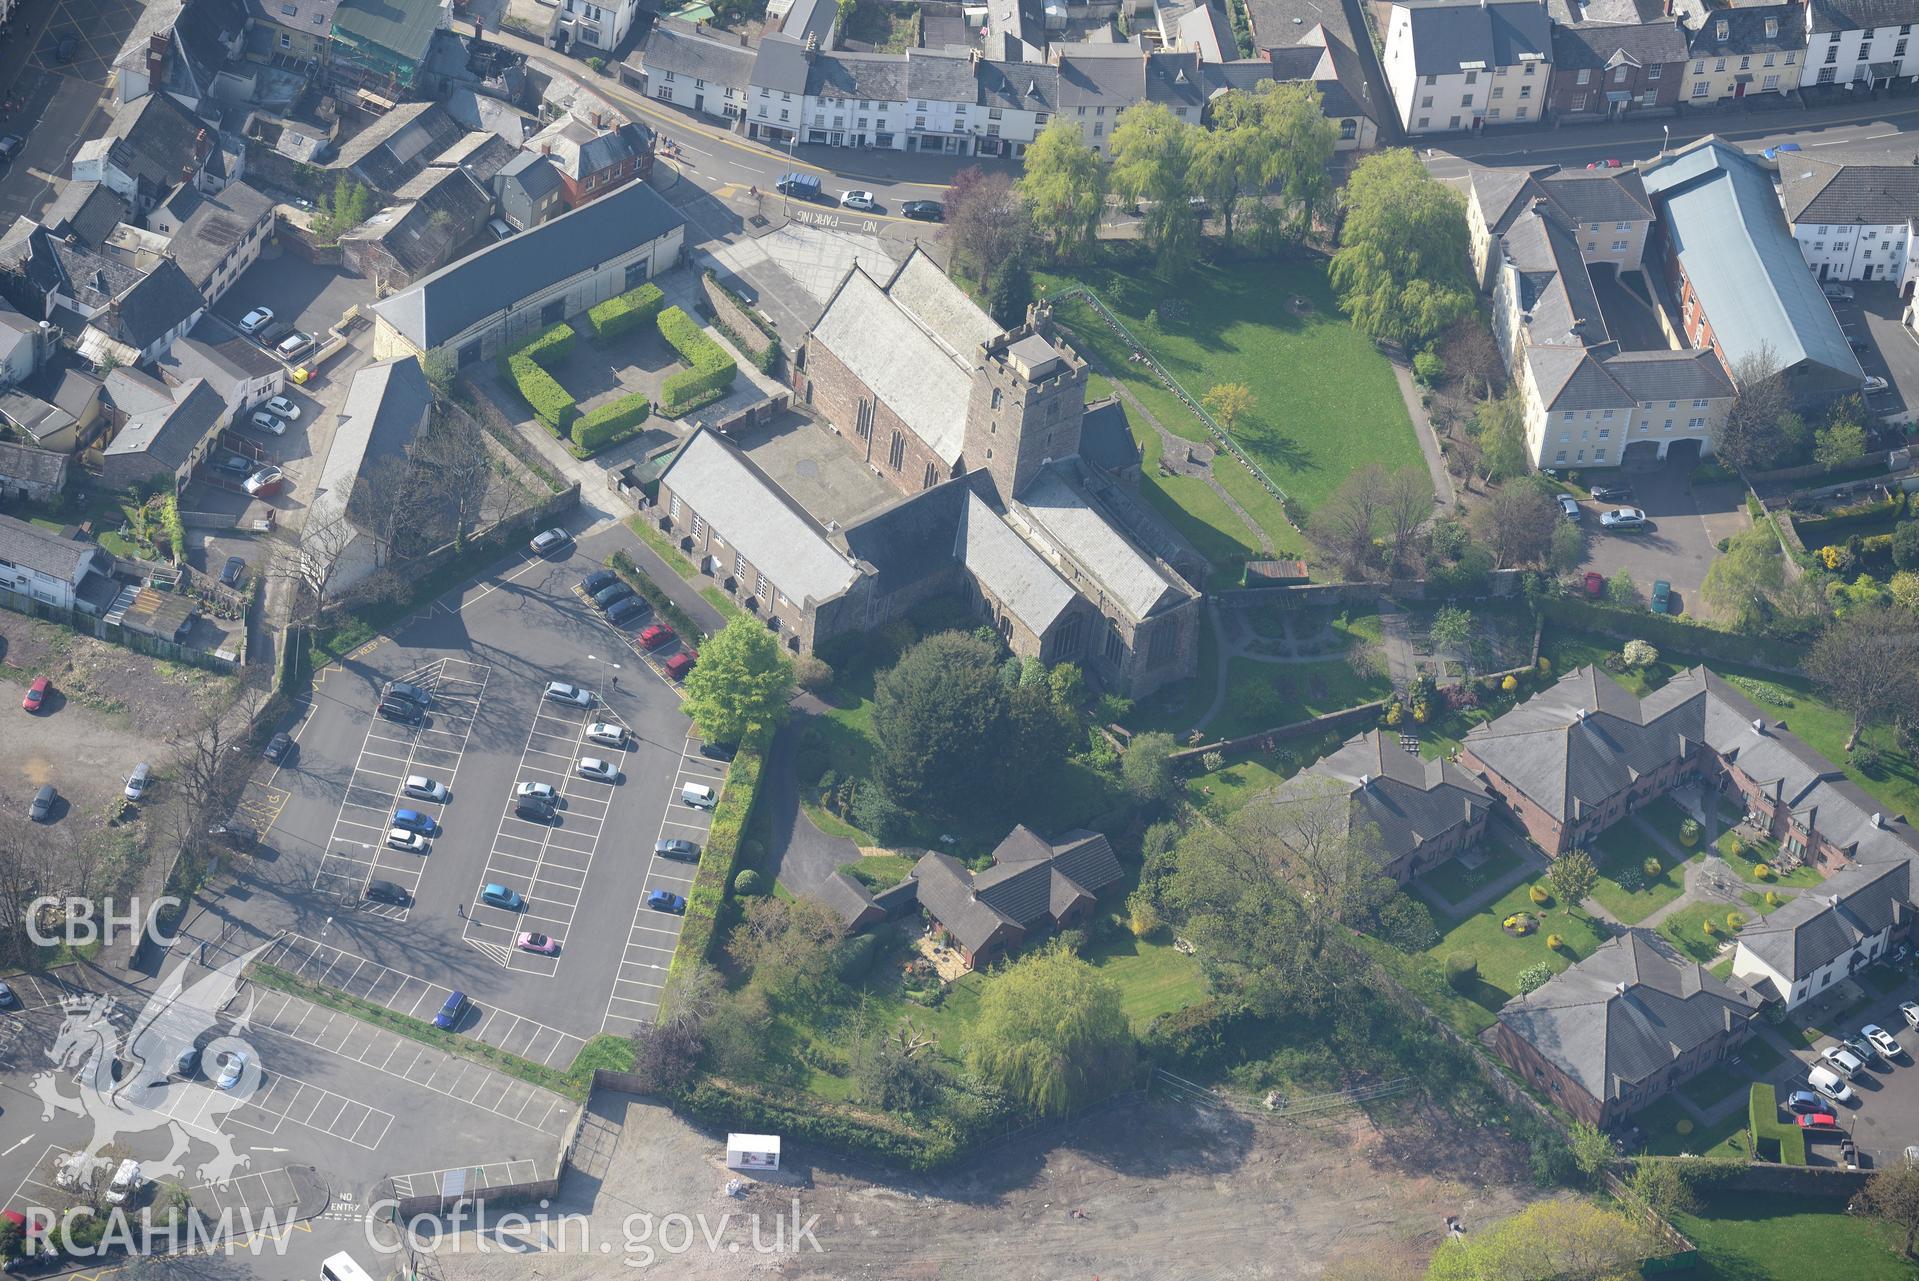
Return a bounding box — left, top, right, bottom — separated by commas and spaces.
516, 931, 560, 955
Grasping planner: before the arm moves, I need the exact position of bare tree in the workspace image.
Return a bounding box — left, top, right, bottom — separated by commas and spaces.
1712, 346, 1798, 476
355, 456, 435, 565
1378, 466, 1433, 577
1307, 463, 1387, 578
945, 171, 1032, 285
166, 676, 272, 856
279, 512, 359, 624
1808, 605, 1919, 749
1471, 480, 1559, 569
413, 409, 492, 549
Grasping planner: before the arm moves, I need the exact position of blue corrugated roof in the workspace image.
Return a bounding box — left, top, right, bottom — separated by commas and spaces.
1642, 140, 1862, 384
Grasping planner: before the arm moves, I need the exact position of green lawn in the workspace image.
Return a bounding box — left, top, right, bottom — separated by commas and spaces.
1186, 728, 1350, 816
1717, 827, 1823, 887
1638, 794, 1706, 850
1634, 1095, 1750, 1158
1656, 900, 1743, 966
1677, 1061, 1750, 1112
1674, 1193, 1914, 1281
1080, 929, 1209, 1030
1419, 841, 1526, 907
1134, 426, 1266, 580
1425, 879, 1610, 1013
1587, 818, 1695, 924
1187, 656, 1391, 742
1039, 256, 1423, 517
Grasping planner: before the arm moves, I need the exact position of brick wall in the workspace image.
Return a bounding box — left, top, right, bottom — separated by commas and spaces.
1494, 1021, 1609, 1125
701, 274, 775, 364
1461, 745, 1574, 852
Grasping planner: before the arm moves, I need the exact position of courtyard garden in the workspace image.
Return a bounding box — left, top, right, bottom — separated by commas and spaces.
1422, 869, 1610, 1018
1655, 899, 1746, 966
1587, 817, 1696, 924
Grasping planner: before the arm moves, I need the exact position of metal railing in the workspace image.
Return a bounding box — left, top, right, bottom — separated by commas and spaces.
1049, 285, 1297, 521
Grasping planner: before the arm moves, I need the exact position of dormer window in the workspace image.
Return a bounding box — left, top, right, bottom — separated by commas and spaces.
1764, 17, 1777, 37
1715, 19, 1729, 39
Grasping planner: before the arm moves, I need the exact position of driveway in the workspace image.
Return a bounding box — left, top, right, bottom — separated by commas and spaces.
760, 713, 857, 896
1572, 465, 1745, 620
1845, 281, 1919, 430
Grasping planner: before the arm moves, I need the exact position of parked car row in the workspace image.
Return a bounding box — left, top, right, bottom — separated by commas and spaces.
1803, 1013, 1914, 1110
576, 570, 698, 679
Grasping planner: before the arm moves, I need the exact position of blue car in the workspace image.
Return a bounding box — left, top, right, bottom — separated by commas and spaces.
434, 992, 469, 1030
1762, 142, 1802, 160
646, 889, 686, 914
480, 883, 526, 911
391, 808, 439, 836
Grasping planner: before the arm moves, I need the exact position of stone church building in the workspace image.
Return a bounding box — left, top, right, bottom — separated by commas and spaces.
653, 247, 1199, 699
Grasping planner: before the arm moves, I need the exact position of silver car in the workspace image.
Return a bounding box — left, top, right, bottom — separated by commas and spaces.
576, 757, 617, 782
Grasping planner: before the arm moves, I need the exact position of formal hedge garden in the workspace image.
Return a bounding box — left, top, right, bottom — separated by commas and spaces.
658, 304, 738, 417
498, 316, 655, 458
587, 281, 666, 342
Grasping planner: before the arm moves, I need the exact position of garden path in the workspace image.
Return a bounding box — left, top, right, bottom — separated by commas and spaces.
1390, 357, 1458, 513
1108, 381, 1275, 556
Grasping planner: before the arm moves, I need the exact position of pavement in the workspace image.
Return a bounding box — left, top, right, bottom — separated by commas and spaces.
758, 716, 857, 897
0, 0, 122, 228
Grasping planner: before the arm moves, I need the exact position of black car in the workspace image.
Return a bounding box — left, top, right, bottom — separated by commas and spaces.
655, 838, 700, 861
28, 784, 54, 822
1849, 337, 1871, 352
699, 740, 738, 762
365, 878, 411, 906
382, 679, 430, 707
55, 33, 76, 61
607, 597, 649, 626
514, 797, 557, 823
174, 1045, 199, 1076
581, 569, 618, 595
0, 135, 22, 162
220, 555, 247, 587
592, 582, 633, 610
1589, 485, 1633, 503
378, 697, 423, 723
263, 731, 294, 763
901, 200, 944, 222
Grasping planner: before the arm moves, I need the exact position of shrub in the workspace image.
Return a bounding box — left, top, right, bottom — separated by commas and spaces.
587, 282, 665, 342
1725, 832, 1747, 858
1679, 817, 1702, 848
1754, 863, 1775, 881
1642, 856, 1662, 879
1201, 749, 1225, 772
505, 352, 576, 433
1764, 890, 1781, 908
1622, 638, 1658, 669
732, 869, 765, 896
1702, 919, 1718, 937
1725, 911, 1744, 932
519, 321, 576, 368
1144, 998, 1255, 1072
793, 653, 833, 693
1528, 884, 1548, 905
1537, 657, 1551, 674
1546, 933, 1563, 951
657, 305, 738, 415
1412, 349, 1445, 385
1445, 952, 1477, 990
571, 392, 650, 452
1516, 962, 1552, 993
1501, 674, 1518, 692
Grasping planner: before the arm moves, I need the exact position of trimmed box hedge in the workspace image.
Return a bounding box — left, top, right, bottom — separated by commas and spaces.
587, 282, 665, 341
572, 391, 650, 452
664, 730, 767, 1001
519, 321, 576, 368
657, 305, 737, 416
506, 352, 576, 434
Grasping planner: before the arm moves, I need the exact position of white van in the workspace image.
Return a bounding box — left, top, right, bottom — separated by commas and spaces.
680, 782, 716, 809
1809, 1064, 1855, 1105
104, 1159, 143, 1205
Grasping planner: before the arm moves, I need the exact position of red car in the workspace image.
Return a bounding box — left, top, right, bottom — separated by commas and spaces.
1797, 1112, 1840, 1130
664, 649, 697, 680
1586, 158, 1622, 169
638, 623, 676, 651
21, 675, 48, 712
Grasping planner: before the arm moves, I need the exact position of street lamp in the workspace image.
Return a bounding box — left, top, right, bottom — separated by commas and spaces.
1662, 123, 1670, 156
587, 654, 622, 699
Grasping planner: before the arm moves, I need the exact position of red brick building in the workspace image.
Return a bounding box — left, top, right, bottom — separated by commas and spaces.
524, 116, 655, 210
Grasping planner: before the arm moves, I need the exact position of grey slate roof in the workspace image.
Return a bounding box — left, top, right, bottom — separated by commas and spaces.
496, 151, 564, 201
807, 51, 909, 103
905, 49, 978, 103
978, 60, 1059, 111
370, 179, 684, 351
657, 427, 860, 607
525, 117, 652, 182
909, 827, 1123, 957
1014, 459, 1186, 621
1470, 163, 1653, 236
750, 34, 812, 94
1685, 3, 1806, 55
1779, 156, 1919, 227
0, 442, 68, 490
101, 261, 207, 351
1079, 398, 1140, 474
1546, 0, 1665, 23
1550, 18, 1688, 69
156, 314, 283, 389
1738, 858, 1914, 986
641, 21, 758, 85
0, 513, 97, 581
1807, 0, 1919, 35
337, 102, 465, 194
1246, 0, 1352, 47
1602, 349, 1736, 401
1057, 50, 1149, 107
813, 870, 886, 930
839, 475, 975, 597
101, 91, 215, 202
1397, 0, 1551, 75
913, 852, 1022, 956
1642, 139, 1862, 384
41, 181, 130, 249
444, 87, 534, 146
1498, 930, 1758, 1108
167, 180, 272, 292
1146, 50, 1207, 109
958, 489, 1078, 635
103, 378, 226, 470
1268, 729, 1491, 869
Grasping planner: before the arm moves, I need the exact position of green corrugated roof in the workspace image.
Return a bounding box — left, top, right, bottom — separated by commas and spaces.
332, 0, 441, 68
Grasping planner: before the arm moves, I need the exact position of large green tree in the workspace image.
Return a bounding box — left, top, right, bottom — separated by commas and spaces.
968, 945, 1135, 1115
1711, 348, 1799, 475
679, 616, 793, 744
1329, 149, 1473, 347
1109, 103, 1202, 279
1019, 122, 1107, 260
1472, 387, 1532, 482
1701, 523, 1789, 630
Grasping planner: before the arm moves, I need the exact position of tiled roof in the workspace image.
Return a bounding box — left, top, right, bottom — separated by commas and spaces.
101, 260, 207, 351
167, 180, 272, 292
807, 51, 908, 102
1739, 857, 1914, 982
977, 60, 1059, 111
1807, 0, 1919, 34
103, 378, 226, 469
0, 442, 68, 489
1779, 156, 1919, 227
909, 827, 1123, 956
1268, 729, 1491, 867
0, 513, 98, 582
1396, 0, 1551, 75
1014, 460, 1186, 621
639, 21, 758, 85
42, 181, 130, 249
1684, 3, 1806, 55
1550, 18, 1689, 68
1499, 930, 1758, 1106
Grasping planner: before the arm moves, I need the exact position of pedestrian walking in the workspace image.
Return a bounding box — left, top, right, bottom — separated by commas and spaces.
457, 902, 465, 920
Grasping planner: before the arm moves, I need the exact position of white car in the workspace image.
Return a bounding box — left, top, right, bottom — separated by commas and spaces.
403, 775, 447, 802
839, 190, 878, 212
239, 307, 273, 334
585, 722, 625, 747
247, 410, 287, 436
385, 828, 427, 853
543, 681, 592, 707
1556, 494, 1580, 520
1865, 1024, 1905, 1059
515, 781, 558, 802
1822, 1044, 1866, 1078
577, 757, 618, 782
216, 1051, 247, 1090
276, 331, 314, 359
1903, 1001, 1919, 1030
529, 527, 570, 556
264, 396, 301, 421
1600, 507, 1647, 529
243, 466, 285, 497
1864, 375, 1890, 394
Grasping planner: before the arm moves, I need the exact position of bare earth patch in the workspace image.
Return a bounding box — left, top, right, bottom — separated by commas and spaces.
430, 1094, 1538, 1281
